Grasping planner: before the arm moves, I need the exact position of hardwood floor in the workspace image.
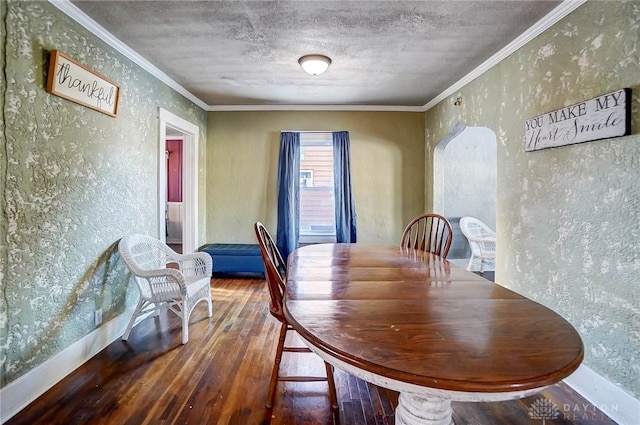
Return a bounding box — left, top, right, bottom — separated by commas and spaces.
7, 277, 618, 425
167, 243, 183, 254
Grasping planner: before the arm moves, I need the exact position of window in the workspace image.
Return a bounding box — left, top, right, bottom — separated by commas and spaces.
299, 133, 336, 243
276, 130, 355, 257
300, 170, 313, 187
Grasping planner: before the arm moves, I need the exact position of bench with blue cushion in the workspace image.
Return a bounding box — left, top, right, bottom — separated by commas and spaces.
199, 243, 264, 276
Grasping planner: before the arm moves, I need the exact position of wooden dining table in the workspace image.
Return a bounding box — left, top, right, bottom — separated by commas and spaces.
284, 243, 584, 425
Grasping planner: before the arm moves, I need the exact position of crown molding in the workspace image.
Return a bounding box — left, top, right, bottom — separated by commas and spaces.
207, 104, 424, 112
422, 0, 587, 112
48, 0, 209, 111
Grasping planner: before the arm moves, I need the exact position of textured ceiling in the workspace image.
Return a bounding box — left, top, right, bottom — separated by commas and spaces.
71, 0, 562, 107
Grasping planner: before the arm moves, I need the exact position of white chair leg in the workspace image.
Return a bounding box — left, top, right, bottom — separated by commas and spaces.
207, 296, 213, 317
466, 256, 474, 271
181, 300, 189, 344
122, 298, 144, 341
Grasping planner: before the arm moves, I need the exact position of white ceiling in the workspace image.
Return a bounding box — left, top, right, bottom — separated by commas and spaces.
68, 0, 567, 110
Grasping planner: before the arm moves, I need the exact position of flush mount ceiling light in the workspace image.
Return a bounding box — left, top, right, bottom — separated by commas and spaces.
298, 54, 332, 76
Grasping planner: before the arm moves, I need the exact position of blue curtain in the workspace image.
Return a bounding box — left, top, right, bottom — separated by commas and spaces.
333, 131, 357, 243
276, 132, 300, 259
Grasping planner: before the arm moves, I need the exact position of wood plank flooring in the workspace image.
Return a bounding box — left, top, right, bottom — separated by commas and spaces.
6, 277, 618, 425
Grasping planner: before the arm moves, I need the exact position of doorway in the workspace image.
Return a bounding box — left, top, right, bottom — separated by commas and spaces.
166, 133, 184, 252
434, 124, 497, 268
157, 108, 199, 254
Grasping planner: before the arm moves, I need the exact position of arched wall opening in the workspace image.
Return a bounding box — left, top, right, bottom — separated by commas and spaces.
434, 124, 497, 267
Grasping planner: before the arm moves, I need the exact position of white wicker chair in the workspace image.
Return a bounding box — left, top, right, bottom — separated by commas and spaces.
459, 217, 496, 272
118, 234, 213, 344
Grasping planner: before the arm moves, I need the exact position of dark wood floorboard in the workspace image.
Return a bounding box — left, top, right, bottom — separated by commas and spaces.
167, 243, 182, 254
6, 277, 618, 425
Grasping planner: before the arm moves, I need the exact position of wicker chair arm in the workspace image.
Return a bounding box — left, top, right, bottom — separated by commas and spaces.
468, 236, 497, 244
133, 266, 183, 278
170, 251, 213, 278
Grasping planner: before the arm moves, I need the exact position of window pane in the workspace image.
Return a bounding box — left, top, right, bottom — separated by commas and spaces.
299, 133, 335, 241
300, 170, 313, 187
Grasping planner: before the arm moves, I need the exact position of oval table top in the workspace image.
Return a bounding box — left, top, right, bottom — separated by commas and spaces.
284, 243, 584, 394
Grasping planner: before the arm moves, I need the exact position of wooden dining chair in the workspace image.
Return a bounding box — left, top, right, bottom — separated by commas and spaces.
400, 213, 453, 257
254, 222, 339, 415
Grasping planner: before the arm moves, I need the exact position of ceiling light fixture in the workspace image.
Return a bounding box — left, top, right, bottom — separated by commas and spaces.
298, 54, 332, 76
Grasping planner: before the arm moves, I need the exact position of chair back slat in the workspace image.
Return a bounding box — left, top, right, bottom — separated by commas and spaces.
400, 213, 453, 257
460, 216, 496, 240
129, 242, 166, 270
254, 222, 287, 322
120, 234, 173, 272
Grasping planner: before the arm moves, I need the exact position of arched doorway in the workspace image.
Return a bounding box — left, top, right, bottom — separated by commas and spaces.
434, 124, 497, 268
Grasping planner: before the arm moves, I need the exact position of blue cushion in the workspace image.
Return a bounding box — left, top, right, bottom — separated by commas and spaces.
199, 244, 264, 275
201, 243, 261, 257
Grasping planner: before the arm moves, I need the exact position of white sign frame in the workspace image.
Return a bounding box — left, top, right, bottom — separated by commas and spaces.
524, 89, 630, 152
46, 50, 121, 117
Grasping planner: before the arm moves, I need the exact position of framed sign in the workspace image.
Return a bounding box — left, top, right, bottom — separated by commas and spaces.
46, 50, 120, 117
524, 89, 631, 152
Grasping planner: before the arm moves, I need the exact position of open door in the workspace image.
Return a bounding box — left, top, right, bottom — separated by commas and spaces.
158, 108, 199, 253
166, 135, 184, 251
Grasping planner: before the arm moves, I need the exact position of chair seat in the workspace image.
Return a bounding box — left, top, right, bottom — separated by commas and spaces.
474, 249, 496, 258
186, 275, 211, 295
137, 272, 209, 300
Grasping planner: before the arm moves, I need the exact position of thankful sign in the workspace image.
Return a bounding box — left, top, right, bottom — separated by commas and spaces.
46, 50, 120, 117
524, 89, 630, 152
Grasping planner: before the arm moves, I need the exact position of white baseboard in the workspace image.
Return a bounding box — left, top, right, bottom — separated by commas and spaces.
0, 310, 137, 424
563, 364, 640, 425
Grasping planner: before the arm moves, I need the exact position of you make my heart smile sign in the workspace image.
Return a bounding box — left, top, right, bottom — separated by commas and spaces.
524, 89, 631, 152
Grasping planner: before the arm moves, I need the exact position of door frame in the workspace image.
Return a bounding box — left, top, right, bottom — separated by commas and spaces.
157, 107, 199, 253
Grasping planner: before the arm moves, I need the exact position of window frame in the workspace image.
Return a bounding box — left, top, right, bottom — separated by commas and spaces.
300, 169, 314, 187
298, 132, 336, 244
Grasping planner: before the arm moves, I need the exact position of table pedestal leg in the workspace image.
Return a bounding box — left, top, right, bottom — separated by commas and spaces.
395, 392, 453, 425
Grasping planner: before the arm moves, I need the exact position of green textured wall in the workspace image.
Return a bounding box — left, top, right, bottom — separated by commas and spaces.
206, 111, 425, 245
425, 1, 639, 396
0, 1, 207, 387
0, 0, 8, 390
